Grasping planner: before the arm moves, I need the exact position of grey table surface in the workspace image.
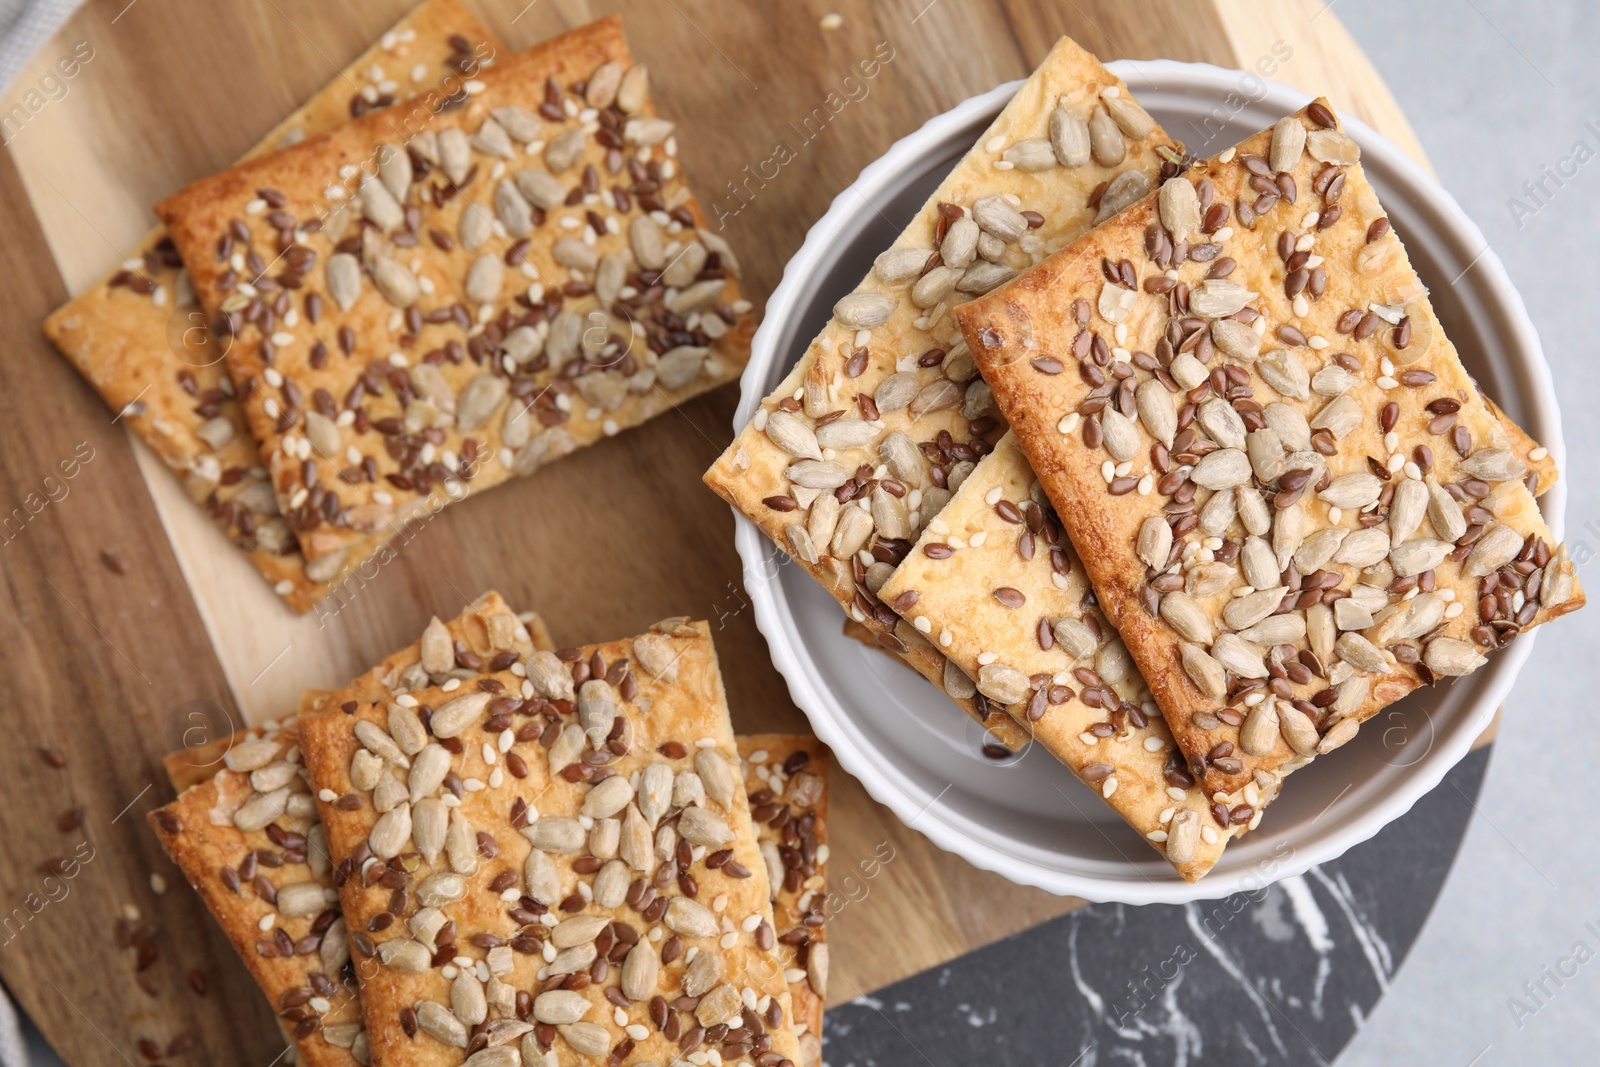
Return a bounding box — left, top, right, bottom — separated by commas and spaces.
16, 2, 1600, 1065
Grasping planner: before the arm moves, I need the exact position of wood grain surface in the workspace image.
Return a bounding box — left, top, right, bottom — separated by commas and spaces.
0, 0, 1429, 1062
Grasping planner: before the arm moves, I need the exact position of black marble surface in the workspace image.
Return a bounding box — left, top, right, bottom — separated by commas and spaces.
822, 747, 1488, 1067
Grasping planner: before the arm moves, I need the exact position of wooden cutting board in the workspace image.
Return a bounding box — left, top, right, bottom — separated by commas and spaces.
0, 0, 1429, 1061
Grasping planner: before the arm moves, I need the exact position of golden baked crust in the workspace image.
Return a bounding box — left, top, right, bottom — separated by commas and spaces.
298, 614, 804, 1067
42, 0, 500, 612
703, 36, 1182, 750
960, 100, 1584, 795
879, 433, 1269, 879
150, 713, 366, 1067
149, 593, 545, 1064
158, 16, 753, 570
737, 735, 828, 1065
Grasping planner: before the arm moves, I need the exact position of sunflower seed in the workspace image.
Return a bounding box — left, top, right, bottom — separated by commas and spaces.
1159, 178, 1201, 243
417, 1001, 469, 1048
912, 265, 962, 309
1160, 592, 1213, 644
1098, 280, 1137, 324
1306, 128, 1359, 164
526, 816, 584, 853
436, 127, 472, 184
490, 105, 542, 143
1389, 537, 1452, 577
354, 720, 410, 767
1198, 398, 1247, 450
379, 938, 432, 973
806, 941, 832, 999
370, 256, 419, 307
656, 344, 709, 389
1387, 478, 1428, 543
1211, 318, 1261, 362
834, 291, 895, 329
623, 116, 674, 147
1131, 378, 1177, 447
1309, 394, 1361, 439
1319, 472, 1383, 509
1242, 536, 1279, 589
1317, 716, 1361, 755
1241, 428, 1284, 483
617, 64, 650, 113
1258, 350, 1310, 400
1166, 809, 1201, 863
1238, 613, 1305, 646
358, 174, 405, 232
1199, 486, 1238, 538
408, 743, 452, 802
678, 806, 734, 848
1335, 527, 1391, 568
1049, 105, 1091, 166
368, 803, 412, 858
325, 253, 362, 311
695, 748, 738, 810
762, 410, 820, 461
972, 196, 1027, 241
377, 143, 412, 201
1464, 523, 1524, 577
663, 897, 719, 938
1190, 448, 1252, 490
417, 872, 466, 909
1003, 138, 1057, 170
577, 682, 620, 748
1180, 642, 1227, 697
1294, 527, 1345, 573
1213, 633, 1269, 678
1336, 632, 1389, 673
1544, 545, 1576, 609
1103, 91, 1156, 138
1273, 499, 1309, 569
1088, 105, 1125, 166
460, 253, 504, 305
1270, 117, 1307, 172
866, 249, 924, 287
411, 797, 447, 864
973, 662, 1028, 706
1094, 169, 1151, 224
958, 260, 1017, 293
1136, 515, 1173, 569
1170, 352, 1208, 390
523, 848, 561, 905
1239, 698, 1280, 756
470, 117, 515, 159
1224, 587, 1287, 631
827, 505, 873, 558
1458, 449, 1526, 483
428, 692, 490, 739
1279, 702, 1320, 756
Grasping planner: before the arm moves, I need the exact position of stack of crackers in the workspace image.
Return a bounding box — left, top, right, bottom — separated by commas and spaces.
45, 2, 752, 614
704, 36, 1584, 881
151, 592, 830, 1067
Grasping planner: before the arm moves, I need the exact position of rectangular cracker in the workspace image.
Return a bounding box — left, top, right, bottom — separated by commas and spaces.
157, 16, 753, 574
703, 36, 1181, 750
958, 99, 1584, 796
737, 736, 828, 1065
43, 0, 501, 612
298, 614, 804, 1067
879, 433, 1269, 878
149, 593, 548, 1066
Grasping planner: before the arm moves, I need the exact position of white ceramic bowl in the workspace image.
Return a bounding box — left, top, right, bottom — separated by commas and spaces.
728, 60, 1568, 903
